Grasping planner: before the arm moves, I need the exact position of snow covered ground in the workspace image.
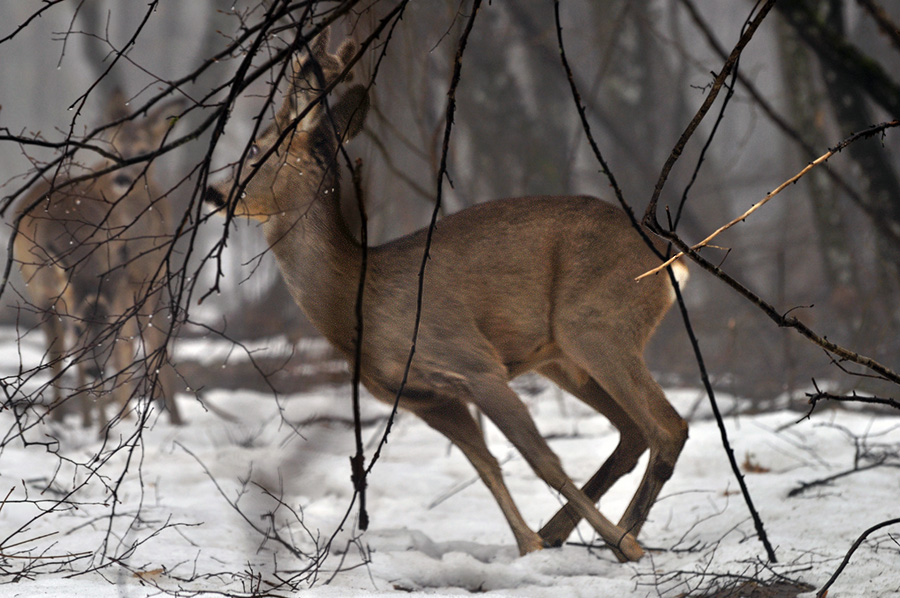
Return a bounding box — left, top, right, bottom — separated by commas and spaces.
1, 330, 899, 597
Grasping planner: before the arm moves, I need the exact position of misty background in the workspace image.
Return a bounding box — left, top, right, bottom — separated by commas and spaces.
1, 0, 898, 404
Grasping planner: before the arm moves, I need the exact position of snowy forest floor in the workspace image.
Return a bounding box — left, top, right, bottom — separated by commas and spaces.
1, 330, 899, 597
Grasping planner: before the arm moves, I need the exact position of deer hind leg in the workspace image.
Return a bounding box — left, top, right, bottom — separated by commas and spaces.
536, 362, 648, 547
561, 335, 688, 549
467, 375, 644, 561
410, 396, 545, 555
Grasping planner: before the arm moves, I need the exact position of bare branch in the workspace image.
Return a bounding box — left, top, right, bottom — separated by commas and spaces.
638, 120, 900, 280
817, 517, 900, 597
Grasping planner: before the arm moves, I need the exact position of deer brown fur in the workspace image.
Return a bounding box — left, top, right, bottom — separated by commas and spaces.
204, 29, 688, 561
15, 91, 183, 429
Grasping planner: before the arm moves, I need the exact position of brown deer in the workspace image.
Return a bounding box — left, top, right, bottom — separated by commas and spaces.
203, 30, 688, 561
15, 90, 184, 429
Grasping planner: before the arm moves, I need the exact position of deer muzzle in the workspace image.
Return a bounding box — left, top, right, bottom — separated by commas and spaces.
202, 186, 227, 211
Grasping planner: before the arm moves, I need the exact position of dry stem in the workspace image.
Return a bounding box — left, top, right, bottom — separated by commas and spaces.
637, 120, 900, 281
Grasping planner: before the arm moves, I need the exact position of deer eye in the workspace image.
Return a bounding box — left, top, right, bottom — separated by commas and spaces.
113, 174, 133, 188
248, 143, 260, 158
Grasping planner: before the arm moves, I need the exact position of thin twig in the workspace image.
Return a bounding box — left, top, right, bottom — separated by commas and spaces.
856, 0, 900, 53
817, 517, 900, 597
678, 0, 884, 244
644, 0, 776, 226
639, 120, 900, 280
350, 157, 369, 530
804, 382, 900, 415
788, 459, 898, 497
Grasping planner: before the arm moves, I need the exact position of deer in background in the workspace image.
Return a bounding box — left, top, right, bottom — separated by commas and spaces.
15, 90, 184, 429
204, 29, 689, 561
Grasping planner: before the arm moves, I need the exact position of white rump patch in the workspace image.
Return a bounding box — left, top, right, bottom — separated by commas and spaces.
667, 260, 690, 302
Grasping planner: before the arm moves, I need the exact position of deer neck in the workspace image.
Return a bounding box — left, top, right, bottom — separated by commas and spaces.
263, 182, 361, 356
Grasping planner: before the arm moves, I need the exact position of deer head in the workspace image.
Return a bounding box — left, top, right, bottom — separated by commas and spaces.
204, 28, 369, 220
99, 89, 184, 193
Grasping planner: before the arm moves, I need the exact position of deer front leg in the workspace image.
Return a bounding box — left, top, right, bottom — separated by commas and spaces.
411, 396, 545, 555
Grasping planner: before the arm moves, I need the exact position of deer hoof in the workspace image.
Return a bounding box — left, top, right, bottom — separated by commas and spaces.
517, 534, 546, 556
614, 534, 644, 562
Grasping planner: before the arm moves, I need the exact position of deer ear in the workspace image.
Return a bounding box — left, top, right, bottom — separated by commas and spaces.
276, 57, 307, 128
336, 39, 357, 82
330, 84, 369, 142
311, 27, 331, 59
